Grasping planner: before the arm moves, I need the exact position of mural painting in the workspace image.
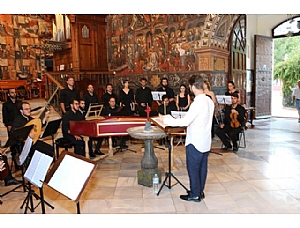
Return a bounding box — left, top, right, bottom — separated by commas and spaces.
0, 14, 52, 80
106, 14, 209, 74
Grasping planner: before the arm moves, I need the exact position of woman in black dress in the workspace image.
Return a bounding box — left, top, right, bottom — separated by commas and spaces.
119, 80, 135, 116
225, 80, 239, 100
175, 84, 191, 111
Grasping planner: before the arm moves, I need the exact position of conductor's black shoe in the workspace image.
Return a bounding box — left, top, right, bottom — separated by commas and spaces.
5, 178, 21, 186
200, 192, 205, 200
95, 151, 105, 156
232, 147, 238, 152
180, 194, 201, 202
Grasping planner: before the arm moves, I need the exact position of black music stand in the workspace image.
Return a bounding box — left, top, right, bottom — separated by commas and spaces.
20, 146, 55, 214
0, 125, 34, 199
157, 141, 189, 196
40, 118, 62, 162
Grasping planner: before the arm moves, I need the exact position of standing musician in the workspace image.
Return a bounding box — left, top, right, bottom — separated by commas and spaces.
135, 77, 154, 117
216, 93, 245, 152
59, 76, 80, 115
2, 88, 22, 137
101, 83, 118, 108
156, 77, 175, 106
83, 84, 99, 112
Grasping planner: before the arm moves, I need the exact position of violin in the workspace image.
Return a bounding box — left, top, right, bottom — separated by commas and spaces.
230, 111, 240, 128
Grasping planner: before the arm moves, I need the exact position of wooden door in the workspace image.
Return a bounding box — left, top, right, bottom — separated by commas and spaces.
254, 35, 273, 118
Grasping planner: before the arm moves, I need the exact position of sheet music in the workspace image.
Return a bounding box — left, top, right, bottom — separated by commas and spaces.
151, 115, 174, 128
216, 95, 232, 105
151, 91, 166, 101
171, 111, 187, 119
19, 136, 33, 165
48, 155, 95, 201
24, 150, 53, 188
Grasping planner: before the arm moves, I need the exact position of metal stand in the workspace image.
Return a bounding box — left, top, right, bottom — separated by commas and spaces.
40, 119, 62, 162
114, 137, 136, 154
76, 202, 81, 214
20, 182, 54, 214
157, 142, 188, 196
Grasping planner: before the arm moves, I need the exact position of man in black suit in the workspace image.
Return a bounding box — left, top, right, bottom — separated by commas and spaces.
216, 93, 246, 152
101, 83, 118, 108
62, 99, 85, 157
83, 84, 99, 112
2, 88, 22, 137
59, 76, 80, 115
135, 78, 155, 117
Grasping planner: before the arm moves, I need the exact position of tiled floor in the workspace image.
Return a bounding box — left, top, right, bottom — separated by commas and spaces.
1, 100, 300, 220
1, 116, 300, 216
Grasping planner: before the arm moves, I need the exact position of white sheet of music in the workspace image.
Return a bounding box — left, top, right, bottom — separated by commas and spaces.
151, 115, 175, 128
171, 111, 187, 119
47, 155, 94, 201
24, 150, 52, 188
151, 91, 166, 101
19, 136, 33, 166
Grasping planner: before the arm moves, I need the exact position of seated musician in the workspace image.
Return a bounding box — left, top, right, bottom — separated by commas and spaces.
215, 93, 245, 152
62, 99, 86, 157
157, 95, 177, 147
158, 95, 177, 115
79, 99, 105, 159
10, 102, 49, 169
101, 97, 128, 148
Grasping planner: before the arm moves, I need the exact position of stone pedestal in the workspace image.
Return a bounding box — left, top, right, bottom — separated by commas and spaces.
127, 125, 166, 187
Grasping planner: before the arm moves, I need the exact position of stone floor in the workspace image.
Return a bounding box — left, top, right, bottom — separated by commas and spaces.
0, 99, 300, 226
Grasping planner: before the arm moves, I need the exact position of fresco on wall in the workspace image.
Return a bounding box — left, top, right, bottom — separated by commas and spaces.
0, 14, 52, 80
106, 14, 210, 74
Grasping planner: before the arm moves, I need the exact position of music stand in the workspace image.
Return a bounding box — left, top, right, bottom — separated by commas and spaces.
216, 95, 232, 105
151, 91, 166, 101
85, 104, 104, 120
157, 134, 189, 196
150, 117, 189, 195
40, 118, 62, 161
21, 149, 55, 214
0, 125, 34, 199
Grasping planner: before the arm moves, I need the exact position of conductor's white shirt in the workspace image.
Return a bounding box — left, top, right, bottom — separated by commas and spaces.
163, 93, 214, 152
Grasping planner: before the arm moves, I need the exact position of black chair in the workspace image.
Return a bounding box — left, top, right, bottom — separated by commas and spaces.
55, 137, 75, 159
220, 116, 247, 150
